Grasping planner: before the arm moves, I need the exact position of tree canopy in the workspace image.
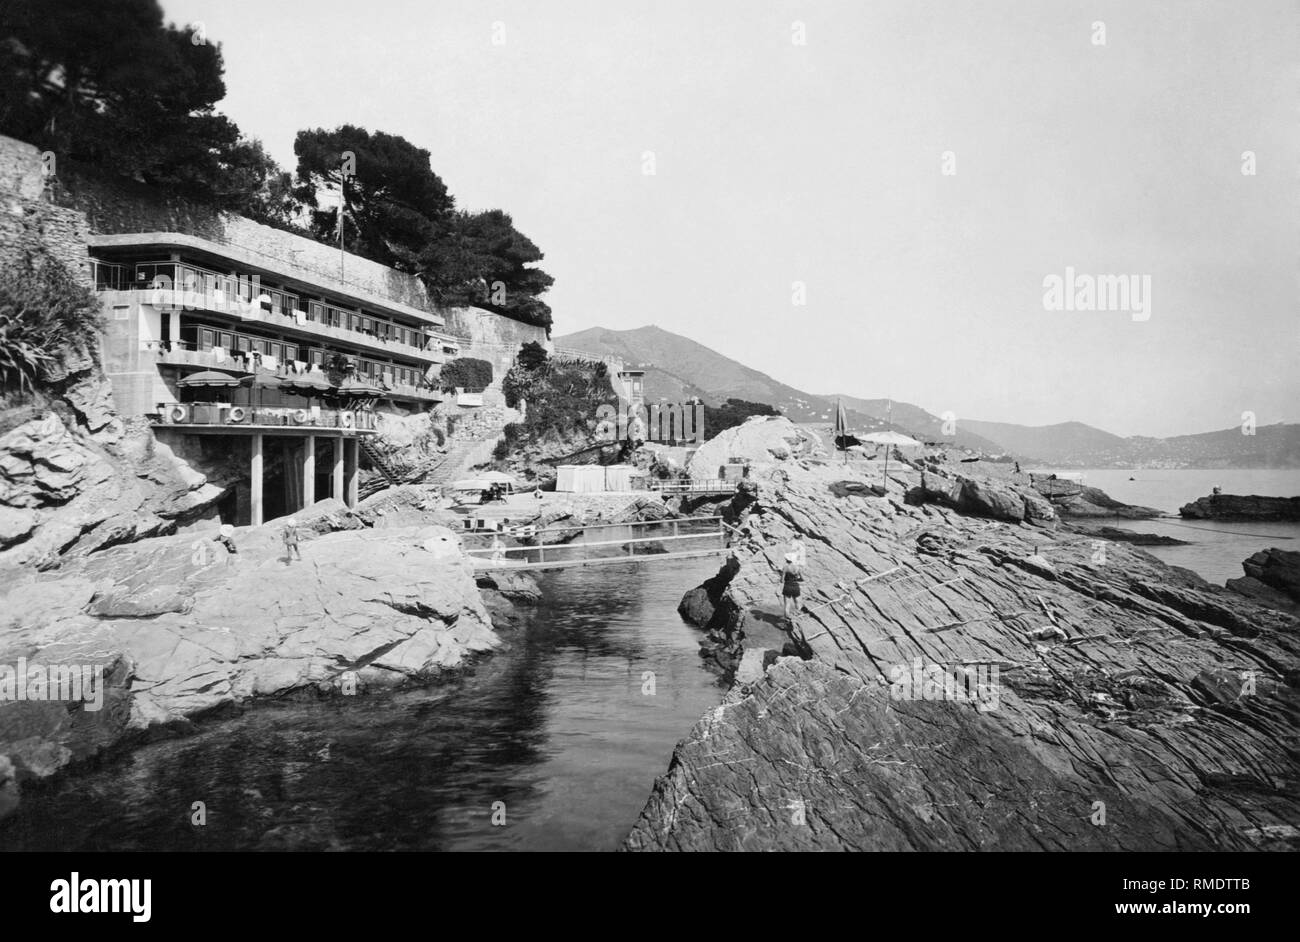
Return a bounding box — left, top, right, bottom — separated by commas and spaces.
0, 3, 557, 329
292, 125, 453, 271
0, 0, 285, 215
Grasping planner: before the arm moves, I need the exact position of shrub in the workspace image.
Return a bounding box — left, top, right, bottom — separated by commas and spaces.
0, 255, 102, 394
517, 340, 549, 372
438, 357, 493, 392
703, 398, 780, 437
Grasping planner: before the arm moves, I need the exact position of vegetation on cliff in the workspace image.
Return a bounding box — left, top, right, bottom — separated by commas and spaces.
495, 347, 617, 462
0, 255, 101, 395
437, 357, 494, 393
704, 398, 781, 436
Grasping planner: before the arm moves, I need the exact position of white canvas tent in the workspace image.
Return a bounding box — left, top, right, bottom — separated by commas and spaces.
555, 465, 606, 493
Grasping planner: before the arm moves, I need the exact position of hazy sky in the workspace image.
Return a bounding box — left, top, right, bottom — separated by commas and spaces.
163, 0, 1297, 437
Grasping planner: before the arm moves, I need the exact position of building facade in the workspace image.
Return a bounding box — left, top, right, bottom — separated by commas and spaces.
87, 231, 459, 526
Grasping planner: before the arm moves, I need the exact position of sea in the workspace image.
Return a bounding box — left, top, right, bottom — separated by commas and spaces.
1073, 468, 1300, 585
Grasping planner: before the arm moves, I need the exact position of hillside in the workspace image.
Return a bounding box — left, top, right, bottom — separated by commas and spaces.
556, 327, 958, 446
558, 326, 1300, 469
961, 419, 1129, 466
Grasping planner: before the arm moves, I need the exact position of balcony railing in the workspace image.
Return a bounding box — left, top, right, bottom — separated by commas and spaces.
95, 259, 445, 362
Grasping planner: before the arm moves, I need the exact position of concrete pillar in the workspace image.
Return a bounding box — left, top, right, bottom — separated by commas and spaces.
332, 437, 344, 501
302, 435, 315, 509
250, 433, 264, 526
345, 437, 359, 508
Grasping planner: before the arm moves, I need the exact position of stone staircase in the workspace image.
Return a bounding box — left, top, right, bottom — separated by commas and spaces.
358, 437, 401, 487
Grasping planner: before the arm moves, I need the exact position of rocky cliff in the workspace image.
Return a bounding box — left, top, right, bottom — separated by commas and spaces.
0, 393, 227, 571
625, 419, 1299, 851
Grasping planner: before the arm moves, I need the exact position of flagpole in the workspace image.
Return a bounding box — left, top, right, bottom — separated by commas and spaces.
882, 399, 892, 489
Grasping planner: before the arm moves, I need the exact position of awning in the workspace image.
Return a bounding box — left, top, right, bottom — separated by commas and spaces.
450, 479, 494, 491
480, 471, 516, 484
178, 370, 242, 388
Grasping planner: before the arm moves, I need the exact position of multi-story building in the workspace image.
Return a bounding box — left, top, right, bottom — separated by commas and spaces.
88, 230, 461, 526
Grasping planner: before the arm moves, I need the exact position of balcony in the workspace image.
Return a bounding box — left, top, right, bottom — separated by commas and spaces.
96, 260, 445, 364
146, 342, 441, 403
385, 382, 441, 403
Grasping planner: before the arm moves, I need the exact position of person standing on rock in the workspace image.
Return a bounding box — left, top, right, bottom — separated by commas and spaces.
282, 518, 303, 563
214, 524, 238, 567
780, 551, 803, 621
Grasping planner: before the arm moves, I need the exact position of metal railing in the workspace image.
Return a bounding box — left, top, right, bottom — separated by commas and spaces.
641, 479, 736, 494
462, 516, 728, 569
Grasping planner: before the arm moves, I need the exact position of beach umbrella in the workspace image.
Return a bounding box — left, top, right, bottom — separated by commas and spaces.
860, 430, 923, 485
178, 370, 242, 388
280, 372, 333, 394
337, 376, 381, 399
859, 431, 923, 447
239, 369, 284, 410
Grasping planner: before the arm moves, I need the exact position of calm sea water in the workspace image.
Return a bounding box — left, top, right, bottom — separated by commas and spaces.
0, 554, 724, 852
1075, 468, 1300, 585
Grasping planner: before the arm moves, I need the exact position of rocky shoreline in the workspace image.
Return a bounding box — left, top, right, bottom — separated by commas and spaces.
624, 418, 1299, 851
0, 480, 691, 824
1180, 493, 1300, 521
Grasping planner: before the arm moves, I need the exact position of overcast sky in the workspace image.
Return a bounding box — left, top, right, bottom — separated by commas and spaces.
164, 0, 1297, 437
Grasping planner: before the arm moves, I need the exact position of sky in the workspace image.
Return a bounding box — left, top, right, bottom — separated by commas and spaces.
162, 0, 1298, 437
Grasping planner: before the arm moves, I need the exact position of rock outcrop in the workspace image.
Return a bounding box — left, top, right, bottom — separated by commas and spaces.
1181, 494, 1300, 521
0, 522, 499, 818
1227, 548, 1300, 609
688, 415, 817, 480
1068, 524, 1191, 546
0, 393, 226, 571
913, 469, 1056, 523
1054, 485, 1163, 519
627, 443, 1299, 851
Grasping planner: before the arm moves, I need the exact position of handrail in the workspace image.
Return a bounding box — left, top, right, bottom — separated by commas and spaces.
459, 515, 725, 539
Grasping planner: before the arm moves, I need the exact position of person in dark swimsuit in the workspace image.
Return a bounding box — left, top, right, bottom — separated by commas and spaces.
781, 552, 802, 620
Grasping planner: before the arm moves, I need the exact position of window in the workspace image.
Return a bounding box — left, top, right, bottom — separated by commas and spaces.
236, 335, 252, 353
311, 350, 323, 366
310, 302, 324, 322
255, 339, 269, 355
200, 328, 215, 350
268, 342, 281, 360
283, 344, 298, 362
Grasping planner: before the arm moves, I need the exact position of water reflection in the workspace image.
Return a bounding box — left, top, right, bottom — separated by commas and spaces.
0, 555, 725, 852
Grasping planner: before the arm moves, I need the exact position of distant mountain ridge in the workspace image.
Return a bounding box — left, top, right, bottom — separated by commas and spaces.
554, 325, 1300, 468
